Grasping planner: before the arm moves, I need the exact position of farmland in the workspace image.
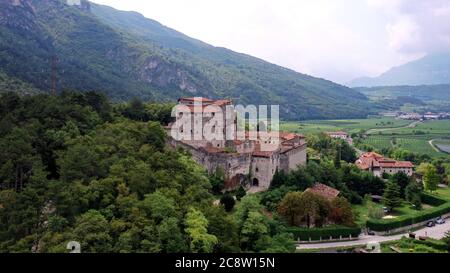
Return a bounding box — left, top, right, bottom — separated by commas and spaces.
281, 118, 450, 158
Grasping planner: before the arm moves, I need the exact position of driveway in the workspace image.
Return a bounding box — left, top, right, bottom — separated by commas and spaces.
297, 220, 450, 250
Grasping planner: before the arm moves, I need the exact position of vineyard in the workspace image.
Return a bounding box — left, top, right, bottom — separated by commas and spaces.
281, 118, 450, 158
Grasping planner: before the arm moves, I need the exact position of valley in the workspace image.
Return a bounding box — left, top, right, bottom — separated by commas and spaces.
282, 118, 450, 159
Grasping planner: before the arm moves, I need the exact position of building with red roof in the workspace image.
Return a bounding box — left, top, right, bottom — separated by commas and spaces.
305, 183, 340, 201
356, 152, 414, 177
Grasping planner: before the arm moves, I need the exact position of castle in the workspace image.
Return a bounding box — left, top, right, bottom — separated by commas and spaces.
166, 97, 307, 192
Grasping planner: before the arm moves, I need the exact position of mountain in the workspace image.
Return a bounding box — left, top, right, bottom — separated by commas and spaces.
348, 53, 450, 87
0, 0, 371, 120
355, 85, 450, 102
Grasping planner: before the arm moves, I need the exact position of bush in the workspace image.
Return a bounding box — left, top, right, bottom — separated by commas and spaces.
368, 204, 384, 219
367, 197, 450, 232
220, 194, 236, 212
421, 193, 446, 206
286, 226, 361, 241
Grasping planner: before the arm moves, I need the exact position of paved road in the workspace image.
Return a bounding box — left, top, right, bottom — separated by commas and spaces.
297, 220, 450, 250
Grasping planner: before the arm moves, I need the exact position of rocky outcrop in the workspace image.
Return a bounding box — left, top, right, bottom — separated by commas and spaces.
140, 56, 199, 93
0, 0, 36, 30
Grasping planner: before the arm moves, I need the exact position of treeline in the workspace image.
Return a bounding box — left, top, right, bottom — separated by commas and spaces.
0, 92, 294, 253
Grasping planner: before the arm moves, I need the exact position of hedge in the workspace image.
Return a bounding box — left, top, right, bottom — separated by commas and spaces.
286, 226, 361, 241
421, 193, 446, 206
367, 199, 450, 232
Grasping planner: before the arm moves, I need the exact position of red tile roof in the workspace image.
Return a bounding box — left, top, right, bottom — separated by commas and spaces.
305, 183, 340, 201
356, 152, 414, 170
212, 99, 232, 106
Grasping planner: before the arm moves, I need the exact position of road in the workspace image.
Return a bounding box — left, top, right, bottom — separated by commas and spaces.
365, 120, 421, 135
429, 139, 440, 152
297, 220, 450, 250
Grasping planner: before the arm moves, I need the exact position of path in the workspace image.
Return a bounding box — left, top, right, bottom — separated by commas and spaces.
428, 139, 440, 153
365, 120, 421, 135
297, 220, 450, 250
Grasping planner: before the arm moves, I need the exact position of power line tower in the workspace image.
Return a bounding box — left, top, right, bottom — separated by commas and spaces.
51, 55, 58, 96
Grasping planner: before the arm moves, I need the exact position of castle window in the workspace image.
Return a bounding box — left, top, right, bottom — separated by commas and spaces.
256, 167, 259, 172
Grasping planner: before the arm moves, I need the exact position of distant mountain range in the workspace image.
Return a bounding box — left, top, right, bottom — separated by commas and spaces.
348, 53, 450, 87
0, 0, 371, 120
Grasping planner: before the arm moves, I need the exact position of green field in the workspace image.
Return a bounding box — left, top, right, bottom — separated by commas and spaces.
280, 117, 411, 135
281, 118, 450, 158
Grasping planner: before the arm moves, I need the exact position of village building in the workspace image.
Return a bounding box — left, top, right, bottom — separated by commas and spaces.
166, 97, 307, 192
355, 152, 414, 177
326, 131, 353, 145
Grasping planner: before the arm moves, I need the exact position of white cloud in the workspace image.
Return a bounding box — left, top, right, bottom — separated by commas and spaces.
369, 0, 450, 54
89, 0, 449, 83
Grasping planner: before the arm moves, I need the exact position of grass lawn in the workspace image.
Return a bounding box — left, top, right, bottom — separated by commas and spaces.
430, 186, 450, 202
381, 237, 447, 253
352, 200, 437, 227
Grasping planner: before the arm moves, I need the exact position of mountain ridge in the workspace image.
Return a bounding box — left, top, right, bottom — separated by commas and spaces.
348, 53, 450, 87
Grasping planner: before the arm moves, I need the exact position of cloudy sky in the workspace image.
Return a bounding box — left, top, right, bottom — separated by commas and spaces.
89, 0, 450, 84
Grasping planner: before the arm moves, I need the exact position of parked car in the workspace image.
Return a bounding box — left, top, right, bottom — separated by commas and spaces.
383, 207, 390, 213
367, 230, 375, 236
427, 221, 435, 227
435, 218, 446, 225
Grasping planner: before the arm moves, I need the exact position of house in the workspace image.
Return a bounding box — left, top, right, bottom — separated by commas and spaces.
167, 97, 307, 192
355, 152, 414, 177
326, 131, 353, 145
304, 183, 340, 201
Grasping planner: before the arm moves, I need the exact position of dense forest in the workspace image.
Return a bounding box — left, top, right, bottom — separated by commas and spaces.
1, 92, 449, 253
0, 91, 297, 253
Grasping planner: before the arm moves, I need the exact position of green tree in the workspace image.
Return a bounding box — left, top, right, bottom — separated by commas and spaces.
139, 191, 178, 224
277, 192, 303, 226
184, 208, 218, 253
270, 169, 288, 189
157, 217, 187, 253
405, 182, 422, 210
235, 186, 246, 201
220, 194, 236, 212
423, 164, 440, 193
209, 167, 225, 194
390, 172, 411, 198
382, 181, 402, 211
240, 211, 269, 250
72, 210, 112, 253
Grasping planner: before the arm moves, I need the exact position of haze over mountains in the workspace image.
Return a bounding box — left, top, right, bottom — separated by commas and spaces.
348, 53, 450, 87
0, 0, 373, 120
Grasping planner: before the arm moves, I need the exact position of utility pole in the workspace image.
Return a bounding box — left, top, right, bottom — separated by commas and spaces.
51, 55, 58, 96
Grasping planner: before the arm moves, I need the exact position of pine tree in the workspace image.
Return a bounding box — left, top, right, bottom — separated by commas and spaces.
382, 181, 402, 211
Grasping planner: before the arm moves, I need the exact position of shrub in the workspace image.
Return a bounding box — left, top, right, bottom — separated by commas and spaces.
220, 194, 236, 212
368, 204, 384, 219
421, 193, 446, 206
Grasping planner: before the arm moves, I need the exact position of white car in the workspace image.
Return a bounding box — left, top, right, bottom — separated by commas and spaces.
435, 218, 446, 225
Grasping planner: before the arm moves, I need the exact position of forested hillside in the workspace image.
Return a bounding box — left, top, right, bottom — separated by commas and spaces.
0, 92, 295, 253
0, 0, 371, 120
